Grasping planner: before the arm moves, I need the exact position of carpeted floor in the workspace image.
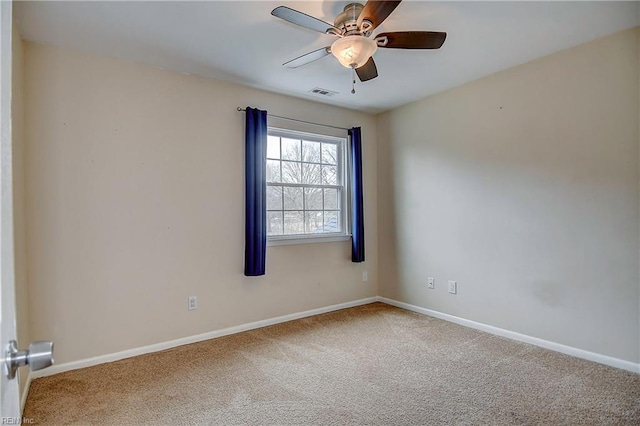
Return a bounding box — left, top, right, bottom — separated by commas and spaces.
24, 302, 640, 425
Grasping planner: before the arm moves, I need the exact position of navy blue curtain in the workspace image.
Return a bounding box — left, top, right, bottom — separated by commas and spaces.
244, 107, 268, 276
349, 127, 365, 263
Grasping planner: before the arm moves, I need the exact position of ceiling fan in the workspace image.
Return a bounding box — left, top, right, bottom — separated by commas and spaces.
271, 0, 446, 93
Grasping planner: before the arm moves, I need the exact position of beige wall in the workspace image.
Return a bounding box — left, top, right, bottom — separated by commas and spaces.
377, 28, 640, 363
12, 19, 30, 399
24, 43, 378, 365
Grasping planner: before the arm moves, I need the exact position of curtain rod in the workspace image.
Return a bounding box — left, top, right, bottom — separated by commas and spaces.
236, 107, 350, 131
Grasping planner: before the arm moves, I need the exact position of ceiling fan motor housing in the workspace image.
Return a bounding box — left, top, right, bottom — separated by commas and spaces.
334, 3, 372, 35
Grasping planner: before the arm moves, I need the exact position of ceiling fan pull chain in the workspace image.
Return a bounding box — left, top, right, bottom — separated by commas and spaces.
351, 66, 356, 94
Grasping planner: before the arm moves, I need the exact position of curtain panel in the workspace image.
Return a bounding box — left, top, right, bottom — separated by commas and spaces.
244, 107, 268, 276
349, 127, 365, 263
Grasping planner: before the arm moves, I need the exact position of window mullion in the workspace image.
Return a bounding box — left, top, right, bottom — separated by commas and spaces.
280, 137, 284, 234
302, 170, 306, 232
322, 185, 325, 233
279, 137, 283, 186
273, 182, 342, 190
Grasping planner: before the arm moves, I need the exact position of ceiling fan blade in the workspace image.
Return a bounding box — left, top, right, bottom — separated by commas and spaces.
356, 57, 378, 82
272, 6, 341, 35
357, 0, 402, 31
376, 31, 447, 49
283, 47, 331, 69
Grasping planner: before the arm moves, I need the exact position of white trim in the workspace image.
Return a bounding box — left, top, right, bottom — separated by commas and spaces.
267, 127, 345, 145
377, 297, 640, 374
268, 234, 350, 246
20, 370, 31, 415
29, 297, 378, 379
27, 296, 639, 381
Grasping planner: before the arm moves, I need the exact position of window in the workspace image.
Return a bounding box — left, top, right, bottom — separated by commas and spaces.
266, 128, 349, 244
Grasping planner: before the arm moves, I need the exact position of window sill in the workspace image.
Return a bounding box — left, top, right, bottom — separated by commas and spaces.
267, 234, 351, 247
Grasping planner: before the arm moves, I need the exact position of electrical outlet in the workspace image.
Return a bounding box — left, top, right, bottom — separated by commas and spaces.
188, 296, 197, 310
448, 281, 457, 295
362, 271, 368, 282
428, 277, 435, 289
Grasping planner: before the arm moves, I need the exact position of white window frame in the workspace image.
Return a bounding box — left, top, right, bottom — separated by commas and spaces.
266, 127, 351, 246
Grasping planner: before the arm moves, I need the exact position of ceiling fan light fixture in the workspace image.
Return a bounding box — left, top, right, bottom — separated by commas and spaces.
330, 35, 378, 69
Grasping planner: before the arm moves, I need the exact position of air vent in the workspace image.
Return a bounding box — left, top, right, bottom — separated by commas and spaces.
309, 87, 338, 97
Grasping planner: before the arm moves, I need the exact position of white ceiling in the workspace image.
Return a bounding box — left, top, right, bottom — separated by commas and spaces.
15, 1, 640, 113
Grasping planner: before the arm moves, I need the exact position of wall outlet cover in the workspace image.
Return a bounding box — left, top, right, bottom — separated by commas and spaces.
448, 281, 457, 294
188, 296, 197, 310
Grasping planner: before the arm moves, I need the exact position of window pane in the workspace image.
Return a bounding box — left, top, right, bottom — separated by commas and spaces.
323, 211, 341, 233
267, 185, 283, 211
283, 186, 303, 210
305, 211, 323, 233
267, 136, 280, 159
282, 138, 301, 161
324, 188, 338, 209
305, 187, 323, 210
267, 212, 283, 235
322, 165, 337, 185
322, 143, 337, 165
281, 161, 301, 184
267, 160, 281, 183
302, 163, 321, 185
302, 141, 321, 163
284, 211, 304, 234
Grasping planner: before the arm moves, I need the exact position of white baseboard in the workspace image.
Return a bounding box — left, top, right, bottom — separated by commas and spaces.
30, 297, 379, 379
378, 296, 640, 374
28, 295, 639, 381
